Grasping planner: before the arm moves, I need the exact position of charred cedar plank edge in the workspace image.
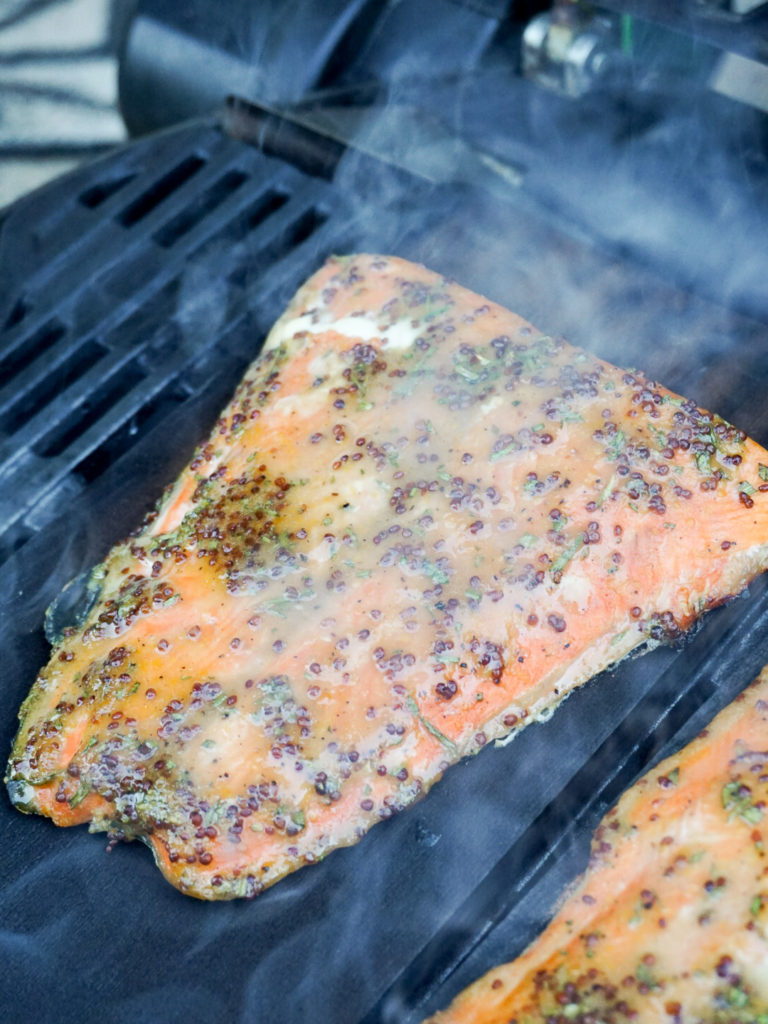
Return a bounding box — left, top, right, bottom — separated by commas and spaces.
380, 578, 768, 1023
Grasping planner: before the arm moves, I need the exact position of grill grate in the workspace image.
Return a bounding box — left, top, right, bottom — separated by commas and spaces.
3, 113, 768, 1024
78, 172, 137, 211
0, 318, 67, 387
117, 153, 207, 228
0, 120, 338, 564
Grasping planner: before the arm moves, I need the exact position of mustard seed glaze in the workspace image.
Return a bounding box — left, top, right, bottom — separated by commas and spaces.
7, 255, 768, 899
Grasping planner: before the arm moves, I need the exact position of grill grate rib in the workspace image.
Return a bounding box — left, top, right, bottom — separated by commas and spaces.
226, 205, 329, 290
153, 168, 249, 248
0, 121, 345, 564
219, 188, 290, 244
0, 338, 107, 435
0, 318, 66, 384
73, 379, 191, 486
33, 362, 149, 459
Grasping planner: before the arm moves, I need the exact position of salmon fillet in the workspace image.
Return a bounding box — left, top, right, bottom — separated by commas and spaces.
7, 254, 768, 900
426, 672, 768, 1024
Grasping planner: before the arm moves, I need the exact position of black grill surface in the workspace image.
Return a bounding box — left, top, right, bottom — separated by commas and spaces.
0, 120, 341, 565
2, 117, 768, 1024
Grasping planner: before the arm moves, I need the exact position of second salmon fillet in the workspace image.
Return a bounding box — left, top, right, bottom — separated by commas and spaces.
7, 254, 768, 899
425, 672, 768, 1024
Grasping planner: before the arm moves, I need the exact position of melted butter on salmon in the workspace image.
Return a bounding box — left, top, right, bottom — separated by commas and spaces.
7, 254, 768, 900
426, 673, 768, 1024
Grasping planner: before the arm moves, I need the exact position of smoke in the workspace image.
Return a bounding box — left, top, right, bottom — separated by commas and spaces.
4, 7, 768, 1022
323, 52, 768, 446
272, 34, 768, 1020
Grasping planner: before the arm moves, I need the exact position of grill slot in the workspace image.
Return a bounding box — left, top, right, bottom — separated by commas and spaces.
0, 338, 107, 435
103, 279, 182, 351
3, 297, 29, 332
79, 173, 137, 210
153, 169, 249, 248
227, 206, 329, 289
0, 319, 66, 383
2, 107, 768, 1024
74, 381, 190, 485
218, 188, 290, 244
0, 133, 318, 393
0, 190, 330, 527
33, 362, 149, 458
284, 205, 329, 248
117, 154, 207, 228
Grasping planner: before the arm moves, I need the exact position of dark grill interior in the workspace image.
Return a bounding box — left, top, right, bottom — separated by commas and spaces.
2, 102, 768, 1022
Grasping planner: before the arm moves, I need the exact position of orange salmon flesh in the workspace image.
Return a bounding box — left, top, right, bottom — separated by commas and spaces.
7, 254, 768, 900
425, 671, 768, 1023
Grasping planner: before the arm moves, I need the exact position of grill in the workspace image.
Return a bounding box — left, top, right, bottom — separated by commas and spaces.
3, 3, 768, 1021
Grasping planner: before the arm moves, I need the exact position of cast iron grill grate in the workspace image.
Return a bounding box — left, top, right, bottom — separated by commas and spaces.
0, 120, 338, 565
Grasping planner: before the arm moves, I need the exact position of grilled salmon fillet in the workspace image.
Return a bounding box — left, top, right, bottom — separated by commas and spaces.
7, 254, 768, 900
426, 672, 768, 1024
